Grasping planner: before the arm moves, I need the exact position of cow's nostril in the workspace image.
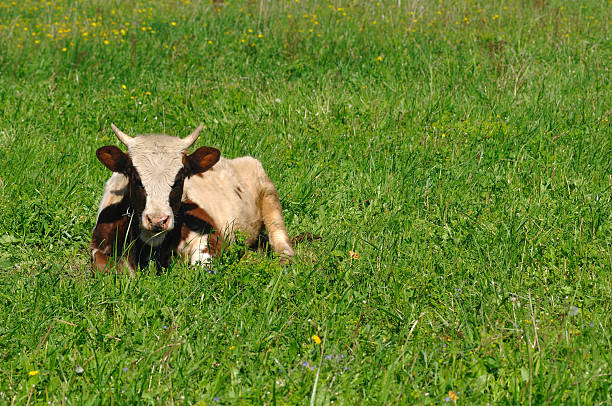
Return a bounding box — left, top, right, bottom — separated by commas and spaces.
145, 215, 170, 230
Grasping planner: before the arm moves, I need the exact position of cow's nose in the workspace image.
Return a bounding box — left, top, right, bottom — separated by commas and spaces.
146, 215, 170, 230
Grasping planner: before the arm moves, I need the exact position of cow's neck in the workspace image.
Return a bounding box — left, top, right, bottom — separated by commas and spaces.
129, 218, 182, 270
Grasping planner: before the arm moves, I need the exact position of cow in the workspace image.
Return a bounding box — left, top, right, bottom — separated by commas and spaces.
90, 123, 294, 273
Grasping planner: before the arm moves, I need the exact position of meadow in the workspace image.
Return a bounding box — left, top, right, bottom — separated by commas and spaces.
0, 0, 610, 404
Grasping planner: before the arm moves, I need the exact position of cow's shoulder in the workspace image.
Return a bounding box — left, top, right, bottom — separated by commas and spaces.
97, 173, 128, 220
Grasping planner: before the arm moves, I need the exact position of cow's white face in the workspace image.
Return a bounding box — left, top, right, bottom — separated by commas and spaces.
96, 124, 220, 247
127, 135, 185, 245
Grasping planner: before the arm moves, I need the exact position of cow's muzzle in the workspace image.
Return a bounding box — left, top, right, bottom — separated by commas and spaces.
145, 214, 170, 231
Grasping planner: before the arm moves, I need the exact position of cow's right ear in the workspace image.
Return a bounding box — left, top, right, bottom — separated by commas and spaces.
185, 147, 220, 175
96, 146, 130, 173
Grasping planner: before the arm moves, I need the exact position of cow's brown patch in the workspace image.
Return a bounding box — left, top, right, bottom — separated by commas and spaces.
91, 198, 132, 255
180, 199, 224, 257
169, 168, 186, 213
127, 166, 147, 216
207, 232, 223, 256
90, 196, 136, 273
181, 199, 216, 232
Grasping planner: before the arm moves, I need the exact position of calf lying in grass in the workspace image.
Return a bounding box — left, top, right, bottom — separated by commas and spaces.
90, 123, 294, 273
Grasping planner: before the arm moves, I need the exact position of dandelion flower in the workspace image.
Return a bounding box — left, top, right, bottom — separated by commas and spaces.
28, 370, 39, 376
312, 334, 322, 344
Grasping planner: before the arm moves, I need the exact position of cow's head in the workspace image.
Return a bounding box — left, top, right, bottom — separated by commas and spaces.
96, 124, 220, 247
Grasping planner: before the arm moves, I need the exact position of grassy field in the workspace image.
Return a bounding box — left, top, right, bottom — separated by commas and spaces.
0, 0, 610, 404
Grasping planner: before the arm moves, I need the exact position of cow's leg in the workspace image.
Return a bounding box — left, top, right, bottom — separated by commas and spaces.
91, 248, 112, 272
178, 230, 212, 265
259, 182, 294, 263
91, 247, 135, 275
178, 200, 224, 265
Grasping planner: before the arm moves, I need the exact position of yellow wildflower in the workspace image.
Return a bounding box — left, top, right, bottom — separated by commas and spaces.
29, 370, 39, 376
312, 334, 321, 345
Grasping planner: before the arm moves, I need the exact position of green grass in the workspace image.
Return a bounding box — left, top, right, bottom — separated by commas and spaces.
0, 0, 610, 404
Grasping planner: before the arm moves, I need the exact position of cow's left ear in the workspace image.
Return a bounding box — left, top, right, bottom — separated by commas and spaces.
96, 146, 130, 173
185, 147, 220, 175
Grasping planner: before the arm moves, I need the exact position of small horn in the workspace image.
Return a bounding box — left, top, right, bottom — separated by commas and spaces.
110, 123, 133, 146
182, 123, 204, 148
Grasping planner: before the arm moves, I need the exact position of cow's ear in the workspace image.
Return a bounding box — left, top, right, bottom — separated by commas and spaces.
96, 146, 130, 173
185, 147, 220, 175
